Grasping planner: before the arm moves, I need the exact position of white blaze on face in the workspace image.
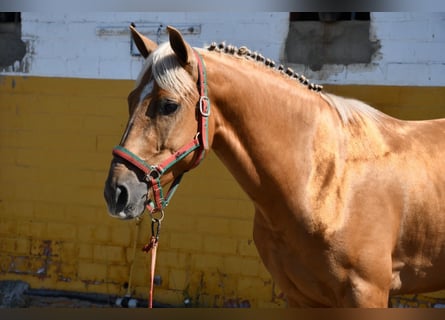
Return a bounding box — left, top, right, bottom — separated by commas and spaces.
120, 79, 154, 145
139, 80, 154, 105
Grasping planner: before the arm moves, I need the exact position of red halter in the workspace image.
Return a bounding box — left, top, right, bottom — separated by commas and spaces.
112, 50, 210, 214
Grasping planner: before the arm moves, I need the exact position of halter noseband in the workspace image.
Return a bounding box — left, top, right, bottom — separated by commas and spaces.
112, 50, 210, 213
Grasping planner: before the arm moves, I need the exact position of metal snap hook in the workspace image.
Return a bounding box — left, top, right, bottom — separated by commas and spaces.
150, 209, 165, 224
150, 209, 164, 242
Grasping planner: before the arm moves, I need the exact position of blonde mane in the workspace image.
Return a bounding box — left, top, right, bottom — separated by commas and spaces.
320, 92, 385, 124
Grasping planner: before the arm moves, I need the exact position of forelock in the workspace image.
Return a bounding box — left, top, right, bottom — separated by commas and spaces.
148, 42, 196, 104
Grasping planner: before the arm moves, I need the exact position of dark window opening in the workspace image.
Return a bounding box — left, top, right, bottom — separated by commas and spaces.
0, 12, 26, 70
290, 12, 370, 22
285, 12, 379, 71
0, 12, 21, 23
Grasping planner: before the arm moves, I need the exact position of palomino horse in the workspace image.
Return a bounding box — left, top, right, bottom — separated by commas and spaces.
104, 26, 445, 307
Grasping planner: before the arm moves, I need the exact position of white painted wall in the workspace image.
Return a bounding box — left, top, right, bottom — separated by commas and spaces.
372, 12, 445, 85
3, 12, 445, 86
291, 12, 445, 86
17, 12, 289, 80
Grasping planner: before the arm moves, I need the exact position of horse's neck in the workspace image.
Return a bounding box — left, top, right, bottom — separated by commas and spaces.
205, 53, 337, 214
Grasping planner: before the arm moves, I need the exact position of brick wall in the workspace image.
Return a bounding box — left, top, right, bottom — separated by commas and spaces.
0, 76, 130, 293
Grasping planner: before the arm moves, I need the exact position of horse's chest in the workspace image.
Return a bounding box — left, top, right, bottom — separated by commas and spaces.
252, 213, 336, 306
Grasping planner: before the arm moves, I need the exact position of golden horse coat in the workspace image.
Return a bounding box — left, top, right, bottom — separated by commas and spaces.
104, 26, 445, 307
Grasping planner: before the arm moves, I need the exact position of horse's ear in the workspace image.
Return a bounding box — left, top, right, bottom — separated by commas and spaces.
130, 24, 157, 59
167, 26, 195, 69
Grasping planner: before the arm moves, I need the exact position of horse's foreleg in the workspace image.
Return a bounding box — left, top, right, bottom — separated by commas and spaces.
343, 275, 390, 307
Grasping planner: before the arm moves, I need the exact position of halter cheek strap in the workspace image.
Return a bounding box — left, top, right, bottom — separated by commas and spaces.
112, 50, 210, 213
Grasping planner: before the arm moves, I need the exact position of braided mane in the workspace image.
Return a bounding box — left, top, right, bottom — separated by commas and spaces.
205, 42, 388, 125
206, 42, 323, 93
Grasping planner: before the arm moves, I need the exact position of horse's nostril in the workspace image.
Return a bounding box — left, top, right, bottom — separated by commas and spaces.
116, 184, 129, 213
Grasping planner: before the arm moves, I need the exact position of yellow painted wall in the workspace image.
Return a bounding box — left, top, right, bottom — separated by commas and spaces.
0, 75, 277, 307
0, 76, 444, 307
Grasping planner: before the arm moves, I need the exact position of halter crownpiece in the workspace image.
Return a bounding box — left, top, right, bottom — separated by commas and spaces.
112, 49, 210, 214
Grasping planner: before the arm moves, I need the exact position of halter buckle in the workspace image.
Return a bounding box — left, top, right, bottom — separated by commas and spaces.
199, 96, 211, 117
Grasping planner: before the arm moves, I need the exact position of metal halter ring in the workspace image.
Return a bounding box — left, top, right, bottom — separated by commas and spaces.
146, 167, 162, 182
199, 96, 211, 117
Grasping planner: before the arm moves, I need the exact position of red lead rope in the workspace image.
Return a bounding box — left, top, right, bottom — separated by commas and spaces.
141, 235, 158, 308
147, 236, 158, 309
142, 215, 162, 308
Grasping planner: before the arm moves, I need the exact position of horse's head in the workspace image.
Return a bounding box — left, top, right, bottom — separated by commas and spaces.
104, 25, 212, 219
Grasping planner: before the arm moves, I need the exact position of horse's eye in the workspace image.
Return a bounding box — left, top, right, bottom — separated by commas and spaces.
160, 102, 179, 115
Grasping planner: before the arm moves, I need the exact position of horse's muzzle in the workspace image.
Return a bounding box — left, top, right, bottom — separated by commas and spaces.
104, 163, 148, 219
